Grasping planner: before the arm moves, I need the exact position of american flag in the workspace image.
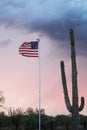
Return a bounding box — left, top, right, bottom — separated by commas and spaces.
19, 41, 38, 57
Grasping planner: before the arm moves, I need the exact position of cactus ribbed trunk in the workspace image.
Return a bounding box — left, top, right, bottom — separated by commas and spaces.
70, 29, 79, 130
60, 29, 85, 130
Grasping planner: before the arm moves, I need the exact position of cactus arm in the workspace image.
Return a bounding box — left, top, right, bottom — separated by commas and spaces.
60, 61, 72, 112
79, 97, 85, 112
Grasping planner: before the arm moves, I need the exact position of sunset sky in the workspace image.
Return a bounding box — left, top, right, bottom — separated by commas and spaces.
0, 0, 87, 116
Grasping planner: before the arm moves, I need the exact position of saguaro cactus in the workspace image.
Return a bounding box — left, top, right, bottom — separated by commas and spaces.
60, 29, 85, 130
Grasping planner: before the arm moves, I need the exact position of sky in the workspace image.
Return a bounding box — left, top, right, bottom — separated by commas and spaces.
0, 0, 87, 116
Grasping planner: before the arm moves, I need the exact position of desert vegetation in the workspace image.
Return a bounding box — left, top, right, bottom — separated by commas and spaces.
0, 107, 87, 130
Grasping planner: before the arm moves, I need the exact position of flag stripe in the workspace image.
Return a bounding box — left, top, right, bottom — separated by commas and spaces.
22, 53, 38, 55
19, 50, 38, 54
19, 49, 38, 52
22, 54, 38, 57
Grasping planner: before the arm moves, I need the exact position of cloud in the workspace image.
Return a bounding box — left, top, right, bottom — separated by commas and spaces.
0, 0, 87, 55
0, 39, 11, 47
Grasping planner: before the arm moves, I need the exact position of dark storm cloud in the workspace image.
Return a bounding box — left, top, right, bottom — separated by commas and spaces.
0, 0, 87, 55
29, 6, 87, 42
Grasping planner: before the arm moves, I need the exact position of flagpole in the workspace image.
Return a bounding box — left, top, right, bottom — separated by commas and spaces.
37, 39, 41, 130
19, 40, 41, 129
